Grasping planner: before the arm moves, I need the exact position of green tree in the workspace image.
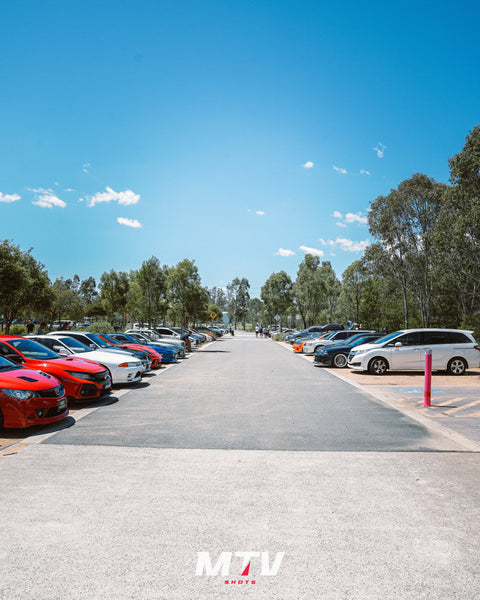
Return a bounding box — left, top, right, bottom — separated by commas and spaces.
247, 298, 265, 326
227, 277, 250, 328
369, 173, 447, 327
261, 271, 293, 330
167, 259, 205, 326
136, 257, 169, 326
99, 270, 130, 326
0, 240, 53, 333
338, 260, 368, 325
293, 254, 326, 327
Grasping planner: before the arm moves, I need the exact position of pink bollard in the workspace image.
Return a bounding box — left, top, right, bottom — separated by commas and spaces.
424, 349, 432, 407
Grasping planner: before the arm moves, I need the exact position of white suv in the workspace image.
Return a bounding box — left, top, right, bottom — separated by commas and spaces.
347, 329, 480, 375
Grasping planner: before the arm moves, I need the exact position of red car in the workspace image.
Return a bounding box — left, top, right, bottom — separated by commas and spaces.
0, 336, 111, 402
97, 334, 162, 369
0, 354, 68, 429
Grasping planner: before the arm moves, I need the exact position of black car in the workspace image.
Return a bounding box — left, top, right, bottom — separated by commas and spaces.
314, 333, 385, 368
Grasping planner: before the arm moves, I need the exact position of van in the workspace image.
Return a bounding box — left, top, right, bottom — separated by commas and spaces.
347, 329, 480, 375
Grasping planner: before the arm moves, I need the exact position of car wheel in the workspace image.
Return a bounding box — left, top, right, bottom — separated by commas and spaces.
368, 357, 389, 375
333, 353, 348, 368
447, 357, 467, 375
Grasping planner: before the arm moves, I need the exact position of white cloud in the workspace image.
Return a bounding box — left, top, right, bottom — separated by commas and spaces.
30, 188, 66, 208
0, 192, 21, 203
275, 248, 295, 257
331, 210, 368, 227
256, 210, 265, 216
333, 165, 347, 174
84, 187, 140, 207
299, 245, 324, 257
303, 161, 314, 168
82, 162, 91, 173
117, 217, 142, 228
320, 236, 369, 253
360, 169, 371, 175
334, 237, 369, 252
373, 142, 386, 158
344, 212, 368, 225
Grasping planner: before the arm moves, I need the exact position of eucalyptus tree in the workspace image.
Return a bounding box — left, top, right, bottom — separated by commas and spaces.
0, 240, 52, 333
436, 125, 480, 325
167, 259, 207, 327
99, 270, 130, 326
247, 297, 265, 326
338, 260, 368, 325
227, 277, 250, 328
369, 173, 447, 327
261, 271, 293, 330
293, 254, 327, 327
136, 257, 169, 326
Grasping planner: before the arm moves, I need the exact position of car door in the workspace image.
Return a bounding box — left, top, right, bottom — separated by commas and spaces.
385, 332, 425, 369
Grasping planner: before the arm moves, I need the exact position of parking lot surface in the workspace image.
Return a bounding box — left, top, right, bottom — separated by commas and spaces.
1, 332, 479, 600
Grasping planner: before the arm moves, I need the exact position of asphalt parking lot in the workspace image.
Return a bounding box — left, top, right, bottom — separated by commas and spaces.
286, 344, 480, 447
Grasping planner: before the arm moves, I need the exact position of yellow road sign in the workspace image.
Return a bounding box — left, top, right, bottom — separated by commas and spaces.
210, 312, 217, 319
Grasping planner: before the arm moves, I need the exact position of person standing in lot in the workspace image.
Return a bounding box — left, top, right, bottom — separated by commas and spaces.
36, 322, 46, 335
26, 319, 35, 334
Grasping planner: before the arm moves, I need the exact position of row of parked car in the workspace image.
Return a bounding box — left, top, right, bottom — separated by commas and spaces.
0, 325, 225, 430
285, 326, 480, 375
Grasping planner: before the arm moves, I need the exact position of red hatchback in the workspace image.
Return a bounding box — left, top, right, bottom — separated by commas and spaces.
0, 355, 68, 429
0, 336, 111, 402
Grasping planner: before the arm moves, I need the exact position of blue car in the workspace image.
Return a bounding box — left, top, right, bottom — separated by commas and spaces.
108, 333, 179, 363
313, 333, 385, 368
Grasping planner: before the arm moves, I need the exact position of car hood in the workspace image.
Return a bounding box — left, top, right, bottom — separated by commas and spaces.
73, 350, 142, 366
29, 356, 106, 373
0, 368, 59, 389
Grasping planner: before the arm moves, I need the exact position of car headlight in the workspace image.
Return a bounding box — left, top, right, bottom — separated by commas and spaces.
2, 388, 37, 400
118, 362, 141, 368
65, 370, 97, 381
351, 349, 366, 357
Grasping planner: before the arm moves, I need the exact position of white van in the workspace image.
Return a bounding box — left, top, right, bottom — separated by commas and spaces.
347, 329, 480, 375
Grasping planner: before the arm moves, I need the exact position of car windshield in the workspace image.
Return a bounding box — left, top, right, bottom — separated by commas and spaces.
372, 332, 398, 344
101, 334, 120, 345
0, 355, 22, 371
59, 337, 91, 353
129, 333, 148, 343
9, 338, 60, 360
111, 334, 132, 343
86, 333, 114, 349
350, 336, 378, 347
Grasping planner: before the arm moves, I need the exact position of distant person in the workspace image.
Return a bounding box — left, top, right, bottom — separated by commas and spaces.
382, 326, 388, 334
255, 324, 259, 338
26, 319, 35, 334
259, 325, 263, 337
36, 322, 46, 335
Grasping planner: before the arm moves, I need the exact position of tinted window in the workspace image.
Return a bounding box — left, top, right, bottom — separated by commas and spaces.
386, 332, 424, 346
423, 331, 451, 345
7, 338, 60, 359
447, 332, 470, 344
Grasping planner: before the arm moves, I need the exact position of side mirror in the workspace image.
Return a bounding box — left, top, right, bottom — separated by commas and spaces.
55, 347, 68, 356
395, 341, 402, 348
90, 344, 97, 350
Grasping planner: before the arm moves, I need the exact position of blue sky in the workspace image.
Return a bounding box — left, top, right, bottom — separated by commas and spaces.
1, 0, 479, 297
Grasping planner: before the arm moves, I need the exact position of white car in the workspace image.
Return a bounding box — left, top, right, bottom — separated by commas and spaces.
125, 329, 186, 350
31, 335, 144, 385
302, 330, 373, 354
347, 329, 480, 375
